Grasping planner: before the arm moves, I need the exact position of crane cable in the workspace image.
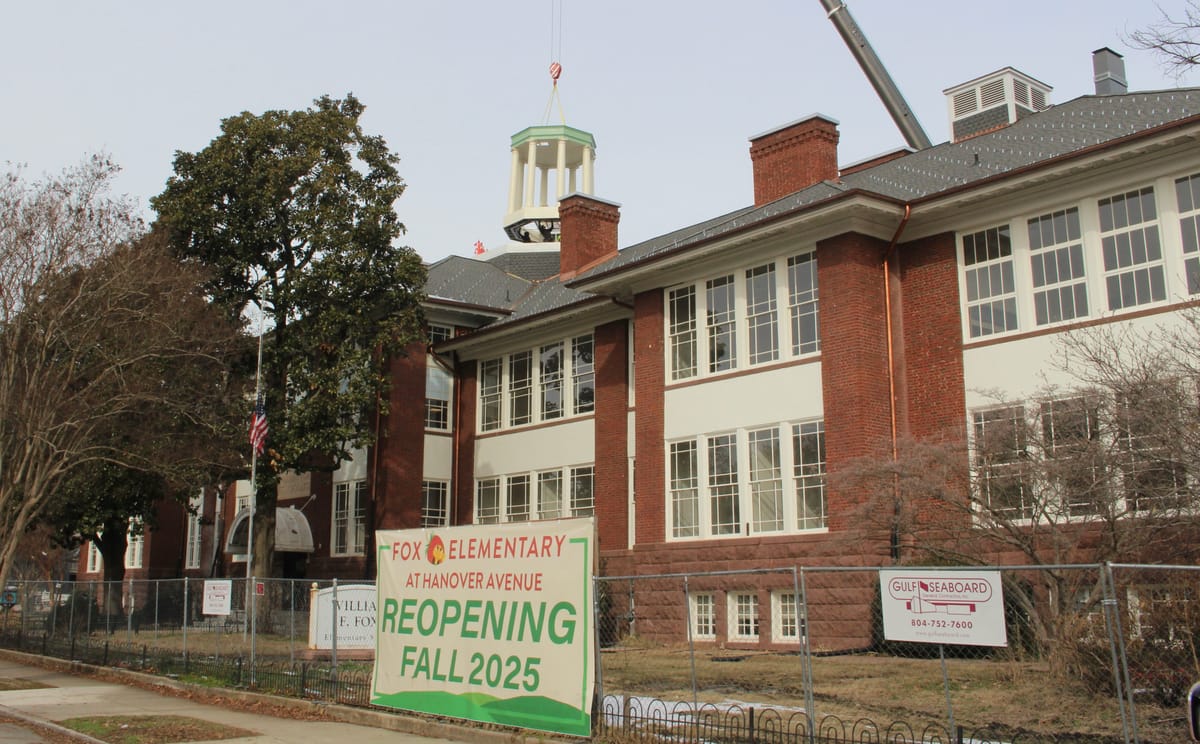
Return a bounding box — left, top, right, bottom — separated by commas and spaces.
541, 0, 566, 125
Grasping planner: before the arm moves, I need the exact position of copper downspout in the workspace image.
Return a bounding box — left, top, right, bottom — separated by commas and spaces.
883, 204, 911, 561
450, 351, 461, 526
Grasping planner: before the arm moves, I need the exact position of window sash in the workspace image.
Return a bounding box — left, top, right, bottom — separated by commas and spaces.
1028, 208, 1088, 325
731, 593, 759, 640
669, 286, 697, 380
787, 253, 820, 355
476, 479, 501, 524
1099, 187, 1165, 311
421, 481, 449, 527
670, 441, 700, 538
480, 359, 502, 431
691, 593, 715, 638
570, 466, 595, 516
538, 471, 562, 519
963, 225, 1018, 338
185, 492, 203, 569
540, 342, 564, 420
572, 335, 595, 414
333, 481, 367, 555
1176, 173, 1200, 295
506, 475, 531, 522
706, 275, 737, 372
745, 264, 779, 365
707, 434, 740, 535
509, 351, 533, 426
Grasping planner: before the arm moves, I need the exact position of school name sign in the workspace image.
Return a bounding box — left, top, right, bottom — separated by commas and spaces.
371, 519, 595, 737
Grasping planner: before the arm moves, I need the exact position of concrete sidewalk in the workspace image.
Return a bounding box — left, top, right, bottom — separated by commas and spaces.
0, 651, 556, 743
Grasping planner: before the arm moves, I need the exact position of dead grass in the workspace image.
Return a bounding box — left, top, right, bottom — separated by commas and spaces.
60, 715, 254, 744
0, 677, 50, 691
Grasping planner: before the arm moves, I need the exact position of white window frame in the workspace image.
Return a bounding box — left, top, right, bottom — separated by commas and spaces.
728, 592, 759, 642
425, 362, 452, 431
771, 590, 804, 644
476, 333, 595, 432
124, 520, 144, 569
667, 420, 827, 541
1028, 207, 1089, 326
86, 541, 102, 574
664, 250, 820, 383
421, 480, 449, 527
185, 490, 203, 570
475, 465, 595, 524
429, 323, 454, 343
690, 593, 716, 640
332, 479, 367, 556
962, 224, 1018, 338
1174, 172, 1200, 295
1099, 186, 1166, 311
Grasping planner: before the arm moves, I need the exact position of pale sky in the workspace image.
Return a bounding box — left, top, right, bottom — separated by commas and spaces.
3, 1, 1196, 264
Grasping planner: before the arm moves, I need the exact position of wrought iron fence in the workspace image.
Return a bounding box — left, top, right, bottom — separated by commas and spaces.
2, 563, 1197, 743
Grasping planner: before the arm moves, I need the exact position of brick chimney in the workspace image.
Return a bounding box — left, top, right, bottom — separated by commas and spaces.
558, 194, 620, 278
749, 114, 840, 206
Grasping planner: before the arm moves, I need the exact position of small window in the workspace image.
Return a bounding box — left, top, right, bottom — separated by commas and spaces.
425, 365, 452, 430
87, 541, 102, 574
570, 466, 594, 517
772, 591, 804, 644
973, 406, 1030, 519
706, 275, 737, 372
476, 479, 501, 524
728, 592, 759, 641
690, 593, 716, 639
124, 520, 144, 569
429, 324, 454, 343
507, 475, 531, 522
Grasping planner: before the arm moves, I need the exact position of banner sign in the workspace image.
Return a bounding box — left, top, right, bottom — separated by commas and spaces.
372, 519, 595, 737
879, 569, 1007, 647
308, 583, 376, 650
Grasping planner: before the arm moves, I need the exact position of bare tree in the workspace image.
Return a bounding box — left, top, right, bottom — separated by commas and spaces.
1128, 1, 1200, 76
839, 312, 1200, 660
0, 157, 247, 589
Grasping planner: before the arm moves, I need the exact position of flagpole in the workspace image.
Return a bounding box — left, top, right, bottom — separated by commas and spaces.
246, 331, 264, 635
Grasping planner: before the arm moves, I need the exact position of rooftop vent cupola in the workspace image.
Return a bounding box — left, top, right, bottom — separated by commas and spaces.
503, 125, 597, 244
944, 68, 1051, 142
1093, 47, 1127, 95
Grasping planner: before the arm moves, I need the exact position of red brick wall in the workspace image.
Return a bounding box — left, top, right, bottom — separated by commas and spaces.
898, 232, 966, 441
594, 319, 629, 552
632, 289, 665, 546
374, 342, 427, 531
816, 232, 893, 533
749, 116, 839, 206
559, 195, 619, 278
454, 356, 478, 525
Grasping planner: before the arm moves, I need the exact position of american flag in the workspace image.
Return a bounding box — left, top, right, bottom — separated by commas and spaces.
249, 392, 268, 456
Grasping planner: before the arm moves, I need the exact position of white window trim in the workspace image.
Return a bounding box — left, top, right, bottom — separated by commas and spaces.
958, 170, 1200, 342
185, 490, 203, 570
664, 249, 819, 384
124, 520, 144, 569
420, 480, 450, 527
331, 479, 368, 556
771, 590, 804, 644
666, 419, 827, 541
727, 591, 759, 642
477, 332, 595, 433
86, 541, 102, 574
474, 465, 595, 524
689, 592, 716, 640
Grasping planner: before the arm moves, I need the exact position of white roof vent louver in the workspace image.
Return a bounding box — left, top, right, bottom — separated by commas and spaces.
943, 68, 1052, 142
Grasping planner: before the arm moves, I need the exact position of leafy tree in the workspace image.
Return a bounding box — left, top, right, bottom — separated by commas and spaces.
838, 313, 1200, 662
151, 94, 427, 578
0, 158, 248, 590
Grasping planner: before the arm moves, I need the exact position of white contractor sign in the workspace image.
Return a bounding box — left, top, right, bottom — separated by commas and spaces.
879, 569, 1007, 647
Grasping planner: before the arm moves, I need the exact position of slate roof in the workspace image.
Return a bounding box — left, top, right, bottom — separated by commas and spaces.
578, 88, 1200, 280
435, 87, 1200, 334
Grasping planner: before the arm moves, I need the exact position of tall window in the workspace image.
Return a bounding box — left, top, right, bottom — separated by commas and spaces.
479, 359, 502, 432
668, 286, 697, 380
1028, 208, 1088, 325
690, 593, 716, 639
538, 471, 562, 519
973, 406, 1030, 519
749, 427, 783, 532
706, 275, 737, 372
425, 364, 452, 430
1176, 172, 1200, 295
793, 421, 827, 530
1042, 397, 1101, 516
476, 479, 501, 524
333, 480, 367, 555
670, 441, 700, 538
729, 592, 759, 641
509, 351, 533, 426
745, 264, 779, 364
540, 342, 564, 420
570, 466, 595, 516
124, 520, 144, 569
572, 335, 595, 414
477, 333, 595, 431
87, 542, 102, 574
1116, 389, 1186, 513
421, 481, 449, 527
1099, 186, 1165, 311
185, 491, 203, 570
708, 434, 740, 535
787, 253, 820, 354
963, 225, 1017, 338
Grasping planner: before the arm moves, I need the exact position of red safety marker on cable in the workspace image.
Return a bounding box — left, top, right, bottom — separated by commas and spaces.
549, 61, 562, 86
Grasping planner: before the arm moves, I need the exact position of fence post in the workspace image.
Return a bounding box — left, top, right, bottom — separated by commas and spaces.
289, 579, 295, 664
87, 581, 94, 637
182, 578, 188, 660
1101, 563, 1138, 744
331, 578, 339, 673
50, 583, 59, 638
126, 579, 134, 643
154, 580, 160, 638
68, 581, 75, 640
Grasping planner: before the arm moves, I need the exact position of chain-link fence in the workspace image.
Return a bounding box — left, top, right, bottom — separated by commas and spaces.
2, 564, 1196, 743
594, 563, 1200, 743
